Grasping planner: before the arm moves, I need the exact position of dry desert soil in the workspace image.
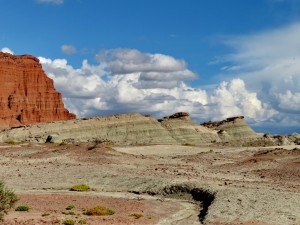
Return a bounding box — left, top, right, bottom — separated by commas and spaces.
0, 142, 299, 225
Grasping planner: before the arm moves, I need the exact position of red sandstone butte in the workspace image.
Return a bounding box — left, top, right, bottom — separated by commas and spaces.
0, 52, 76, 129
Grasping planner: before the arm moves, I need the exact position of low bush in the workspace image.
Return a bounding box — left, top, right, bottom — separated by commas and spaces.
62, 211, 76, 215
66, 204, 75, 210
0, 181, 18, 221
78, 219, 87, 224
62, 219, 75, 225
4, 140, 17, 145
70, 184, 91, 192
15, 205, 30, 211
83, 205, 115, 216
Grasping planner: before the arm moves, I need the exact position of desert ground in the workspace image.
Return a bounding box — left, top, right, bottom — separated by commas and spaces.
0, 142, 299, 225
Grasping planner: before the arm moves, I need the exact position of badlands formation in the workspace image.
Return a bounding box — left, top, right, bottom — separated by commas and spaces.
0, 112, 298, 147
0, 53, 299, 225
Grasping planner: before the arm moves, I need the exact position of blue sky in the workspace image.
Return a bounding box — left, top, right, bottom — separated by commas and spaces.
1, 0, 300, 134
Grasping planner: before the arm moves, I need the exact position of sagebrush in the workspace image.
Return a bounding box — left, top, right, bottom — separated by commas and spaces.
0, 181, 19, 221
15, 205, 30, 211
70, 184, 91, 192
83, 205, 115, 216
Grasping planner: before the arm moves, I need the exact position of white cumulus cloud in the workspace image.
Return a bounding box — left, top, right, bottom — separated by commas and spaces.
97, 49, 187, 73
39, 49, 273, 129
220, 22, 300, 129
208, 79, 276, 121
97, 48, 196, 90
1, 47, 14, 54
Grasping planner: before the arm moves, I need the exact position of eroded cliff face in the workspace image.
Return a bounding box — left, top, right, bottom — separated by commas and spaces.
201, 116, 258, 141
159, 112, 220, 144
0, 52, 76, 129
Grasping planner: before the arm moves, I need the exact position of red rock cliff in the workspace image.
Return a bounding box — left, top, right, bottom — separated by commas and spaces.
0, 52, 76, 129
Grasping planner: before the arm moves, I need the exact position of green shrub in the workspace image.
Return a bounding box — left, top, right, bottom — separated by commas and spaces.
83, 205, 115, 216
78, 219, 87, 224
0, 181, 18, 221
62, 219, 75, 225
70, 184, 91, 192
4, 140, 17, 145
41, 212, 50, 216
66, 204, 75, 210
129, 213, 143, 219
62, 211, 76, 215
15, 205, 30, 211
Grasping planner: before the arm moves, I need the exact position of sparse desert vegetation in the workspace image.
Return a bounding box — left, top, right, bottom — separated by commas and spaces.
15, 205, 30, 211
83, 205, 116, 216
65, 204, 75, 210
78, 219, 87, 224
70, 184, 91, 192
0, 181, 18, 221
62, 219, 75, 225
62, 211, 76, 215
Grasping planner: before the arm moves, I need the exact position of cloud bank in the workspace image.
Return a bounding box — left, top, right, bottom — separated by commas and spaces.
220, 22, 300, 131
39, 49, 274, 131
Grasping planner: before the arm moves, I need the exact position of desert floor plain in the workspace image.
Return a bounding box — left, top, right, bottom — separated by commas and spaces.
0, 141, 299, 225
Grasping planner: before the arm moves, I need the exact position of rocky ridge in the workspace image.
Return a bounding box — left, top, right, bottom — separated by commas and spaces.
1, 112, 297, 146
0, 112, 216, 144
0, 52, 75, 129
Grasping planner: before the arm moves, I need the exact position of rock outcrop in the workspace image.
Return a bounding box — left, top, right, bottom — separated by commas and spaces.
0, 52, 75, 129
201, 116, 258, 141
0, 112, 221, 145
0, 112, 276, 146
0, 113, 179, 144
160, 112, 220, 144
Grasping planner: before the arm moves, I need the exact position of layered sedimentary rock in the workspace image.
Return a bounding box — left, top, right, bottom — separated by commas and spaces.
0, 112, 220, 144
0, 52, 75, 129
0, 111, 297, 146
0, 113, 178, 144
159, 112, 220, 144
201, 116, 258, 141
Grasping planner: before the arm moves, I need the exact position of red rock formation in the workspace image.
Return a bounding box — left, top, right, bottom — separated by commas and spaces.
0, 52, 76, 129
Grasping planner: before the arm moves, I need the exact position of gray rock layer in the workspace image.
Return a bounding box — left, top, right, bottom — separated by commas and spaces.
0, 113, 261, 145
